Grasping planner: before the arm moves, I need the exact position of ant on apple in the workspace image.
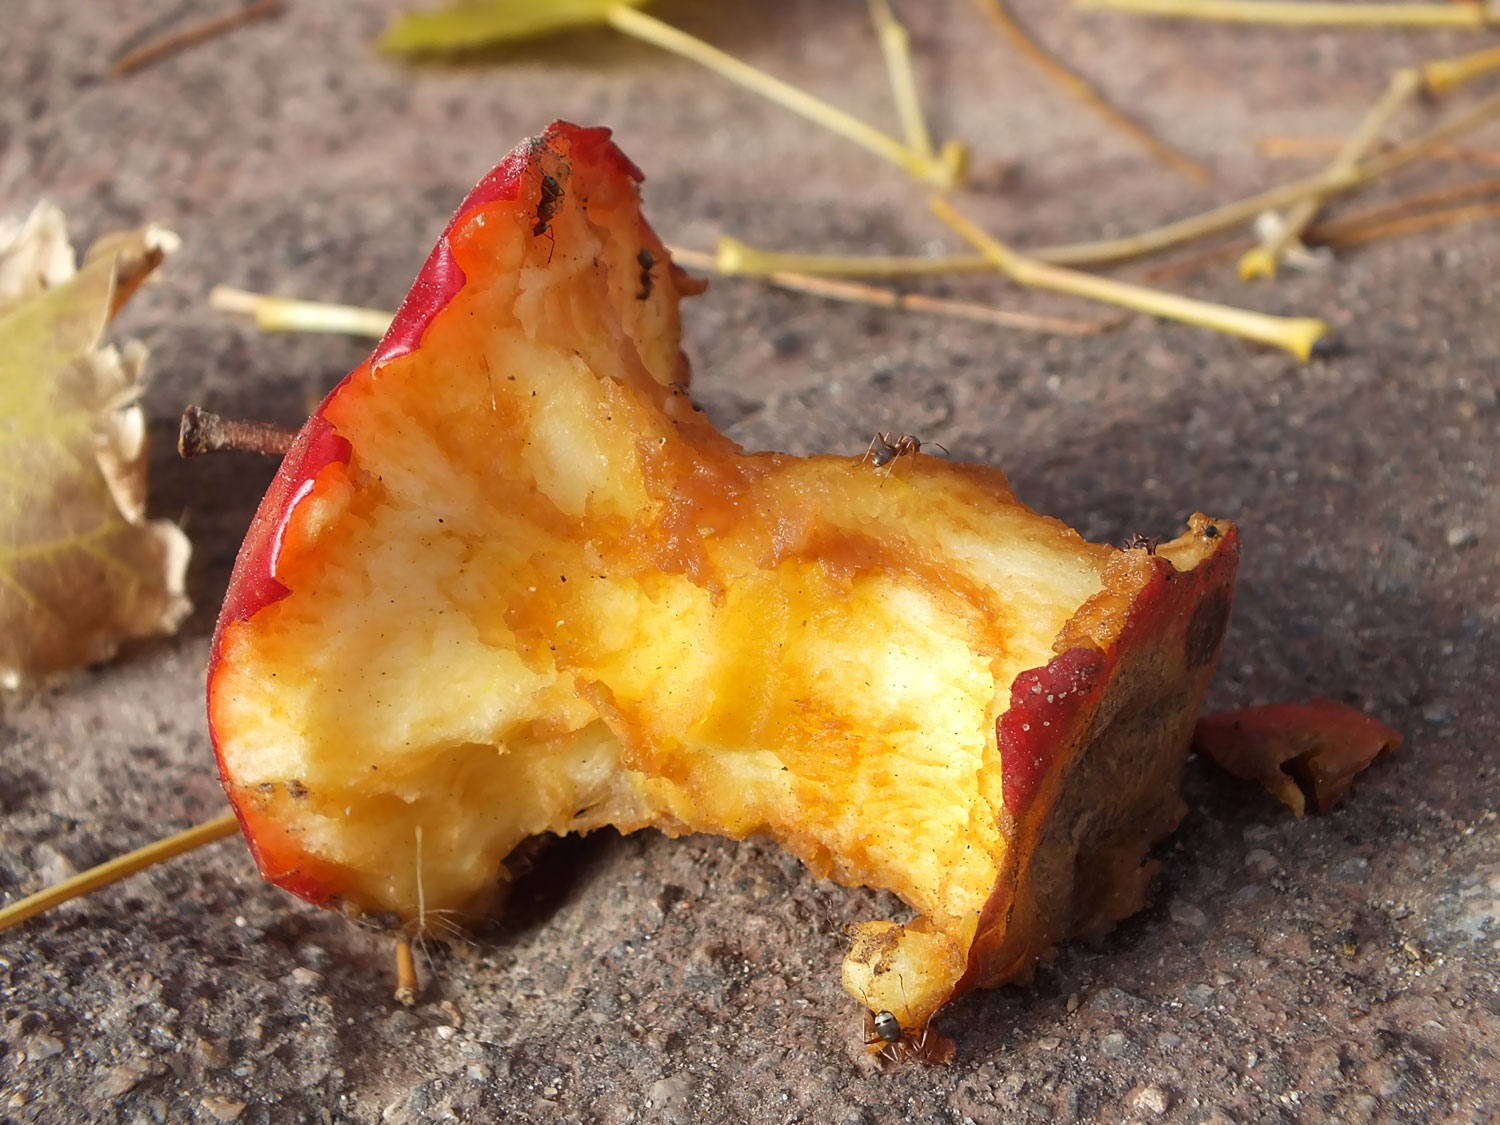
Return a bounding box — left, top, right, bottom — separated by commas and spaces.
860, 431, 948, 478
1124, 532, 1159, 555
533, 174, 564, 237
857, 976, 956, 1066
533, 174, 565, 261
637, 248, 655, 301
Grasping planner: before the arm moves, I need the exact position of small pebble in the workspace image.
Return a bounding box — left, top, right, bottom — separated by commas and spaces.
288, 967, 322, 988
1127, 1084, 1170, 1116
24, 1033, 63, 1061
1245, 848, 1279, 876
200, 1096, 247, 1122
195, 1038, 231, 1069
97, 1060, 154, 1097
1036, 1036, 1061, 1050
1100, 1031, 1130, 1058
1422, 703, 1456, 726
467, 1063, 491, 1083
1446, 527, 1477, 549
1169, 902, 1207, 929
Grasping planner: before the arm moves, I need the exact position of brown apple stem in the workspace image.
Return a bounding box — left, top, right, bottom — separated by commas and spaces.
972, 0, 1211, 184
0, 813, 242, 933
111, 0, 284, 77
394, 940, 418, 1006
179, 405, 297, 459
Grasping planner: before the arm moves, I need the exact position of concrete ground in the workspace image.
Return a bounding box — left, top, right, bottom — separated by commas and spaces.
2, 2, 1497, 1122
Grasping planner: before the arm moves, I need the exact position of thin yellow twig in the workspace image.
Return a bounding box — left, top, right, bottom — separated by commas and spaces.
714, 236, 991, 278
1075, 0, 1495, 27
972, 0, 1210, 184
211, 285, 393, 337
1240, 67, 1423, 281
673, 246, 1112, 334
931, 197, 1327, 359
1424, 43, 1500, 94
0, 813, 242, 933
603, 6, 958, 188
868, 0, 935, 161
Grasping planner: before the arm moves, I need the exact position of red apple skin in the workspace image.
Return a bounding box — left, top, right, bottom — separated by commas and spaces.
207, 123, 640, 905
1195, 697, 1401, 814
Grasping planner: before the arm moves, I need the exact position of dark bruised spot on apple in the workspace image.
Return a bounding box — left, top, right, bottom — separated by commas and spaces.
1185, 588, 1232, 670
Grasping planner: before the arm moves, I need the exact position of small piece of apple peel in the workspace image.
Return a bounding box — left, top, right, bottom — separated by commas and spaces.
208, 122, 1238, 1038
1195, 698, 1402, 816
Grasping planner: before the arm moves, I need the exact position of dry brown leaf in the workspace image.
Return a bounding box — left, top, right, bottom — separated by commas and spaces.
0, 203, 190, 688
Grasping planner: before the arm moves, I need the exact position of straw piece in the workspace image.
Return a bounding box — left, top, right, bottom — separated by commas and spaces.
932, 197, 1327, 360
211, 285, 393, 337
603, 6, 956, 187
868, 0, 937, 161
1075, 0, 1494, 27
0, 814, 242, 933
714, 237, 991, 278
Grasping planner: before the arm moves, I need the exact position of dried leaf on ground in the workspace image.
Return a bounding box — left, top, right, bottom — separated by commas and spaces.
1194, 697, 1402, 815
0, 203, 190, 689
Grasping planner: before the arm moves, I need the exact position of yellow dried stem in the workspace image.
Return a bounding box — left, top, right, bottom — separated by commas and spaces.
714, 236, 991, 278
972, 0, 1210, 184
1240, 67, 1422, 281
602, 6, 959, 188
1422, 43, 1500, 94
0, 813, 242, 933
867, 0, 936, 161
211, 285, 393, 337
1075, 0, 1495, 27
931, 197, 1327, 360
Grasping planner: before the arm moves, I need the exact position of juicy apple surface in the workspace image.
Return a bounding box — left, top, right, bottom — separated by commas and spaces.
209, 122, 1238, 1033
